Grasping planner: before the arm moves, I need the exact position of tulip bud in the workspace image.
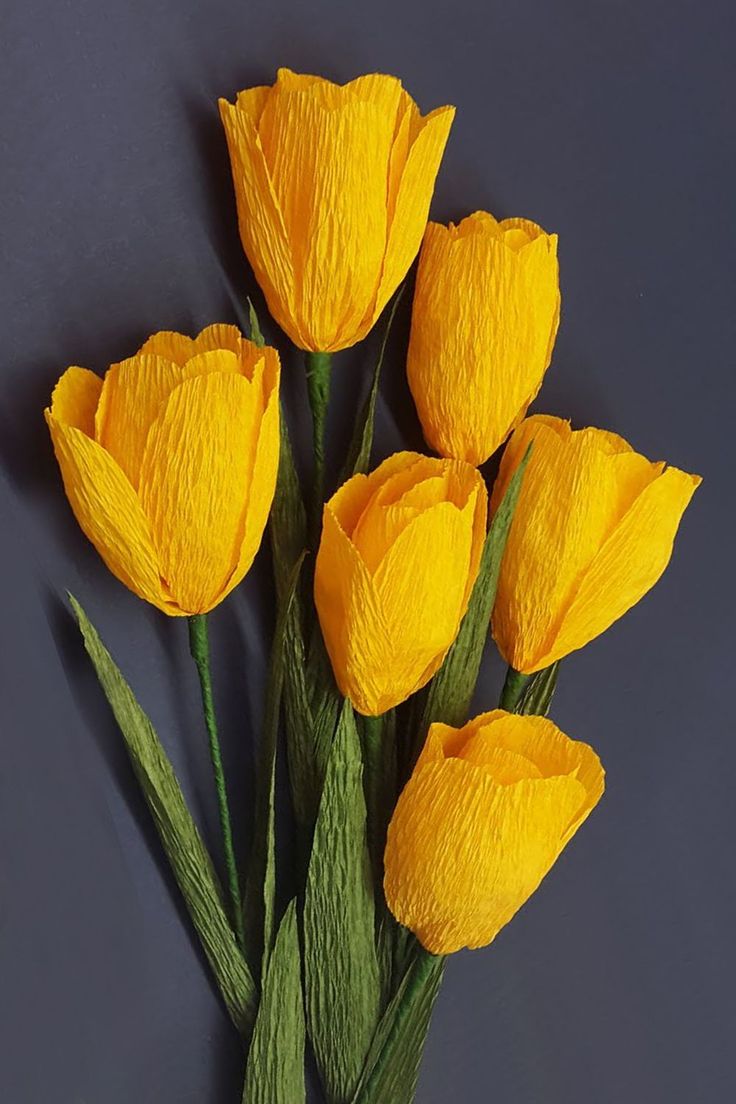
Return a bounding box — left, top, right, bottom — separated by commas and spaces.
45, 325, 280, 615
384, 710, 605, 954
220, 69, 454, 352
492, 415, 701, 672
407, 212, 560, 466
314, 452, 487, 715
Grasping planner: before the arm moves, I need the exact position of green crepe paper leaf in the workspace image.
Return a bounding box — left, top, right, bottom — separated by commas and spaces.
243, 899, 306, 1104
419, 443, 533, 735
69, 595, 257, 1036
517, 660, 560, 716
351, 947, 445, 1104
271, 411, 308, 603
304, 700, 381, 1104
247, 297, 266, 348
341, 286, 405, 482
243, 554, 305, 976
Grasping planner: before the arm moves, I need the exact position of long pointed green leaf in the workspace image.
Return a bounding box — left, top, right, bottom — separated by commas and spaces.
341, 286, 405, 482
304, 701, 381, 1104
243, 555, 305, 975
243, 899, 306, 1104
70, 595, 257, 1035
517, 660, 560, 716
420, 444, 533, 735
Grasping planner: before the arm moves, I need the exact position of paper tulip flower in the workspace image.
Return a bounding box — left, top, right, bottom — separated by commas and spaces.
407, 212, 560, 466
384, 710, 604, 954
219, 69, 455, 353
45, 324, 280, 616
492, 415, 701, 673
314, 452, 487, 716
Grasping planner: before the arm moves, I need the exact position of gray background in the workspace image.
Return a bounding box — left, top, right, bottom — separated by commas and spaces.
1, 1, 734, 1101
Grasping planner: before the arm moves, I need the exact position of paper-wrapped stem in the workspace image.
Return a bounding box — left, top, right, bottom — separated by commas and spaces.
306, 351, 333, 544
188, 613, 244, 949
499, 666, 532, 712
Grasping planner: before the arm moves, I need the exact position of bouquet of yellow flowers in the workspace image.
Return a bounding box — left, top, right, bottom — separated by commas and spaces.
45, 69, 700, 1103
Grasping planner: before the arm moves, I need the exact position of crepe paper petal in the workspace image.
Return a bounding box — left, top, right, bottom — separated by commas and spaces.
375, 106, 455, 319
46, 416, 176, 613
384, 711, 604, 954
490, 415, 701, 672
94, 354, 182, 488
138, 372, 262, 615
137, 330, 197, 364
49, 366, 103, 436
315, 452, 487, 716
46, 325, 281, 615
220, 72, 453, 352
407, 212, 559, 466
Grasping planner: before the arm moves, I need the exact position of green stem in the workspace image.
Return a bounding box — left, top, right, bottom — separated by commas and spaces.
188, 613, 244, 949
359, 948, 444, 1102
305, 351, 333, 545
499, 665, 532, 712
362, 713, 393, 882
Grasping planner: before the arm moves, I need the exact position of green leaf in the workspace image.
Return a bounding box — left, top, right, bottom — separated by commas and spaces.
517, 661, 560, 716
270, 411, 307, 603
247, 297, 266, 347
419, 443, 533, 735
243, 900, 306, 1104
341, 286, 405, 482
304, 700, 381, 1104
352, 947, 445, 1104
69, 595, 257, 1036
243, 555, 305, 976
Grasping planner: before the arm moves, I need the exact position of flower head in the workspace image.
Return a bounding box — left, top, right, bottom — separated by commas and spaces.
45, 324, 280, 615
220, 69, 454, 352
384, 710, 604, 954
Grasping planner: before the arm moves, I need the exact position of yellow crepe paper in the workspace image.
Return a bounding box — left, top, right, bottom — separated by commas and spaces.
384, 710, 605, 954
314, 451, 487, 716
219, 69, 454, 353
407, 211, 560, 466
45, 325, 280, 615
491, 415, 701, 673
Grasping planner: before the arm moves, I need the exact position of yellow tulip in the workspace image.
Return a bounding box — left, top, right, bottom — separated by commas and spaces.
45, 324, 280, 616
219, 69, 454, 353
407, 211, 560, 466
384, 710, 604, 954
314, 452, 487, 715
492, 415, 701, 673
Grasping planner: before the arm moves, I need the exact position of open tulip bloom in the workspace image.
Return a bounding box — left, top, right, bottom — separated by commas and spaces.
42, 67, 700, 1104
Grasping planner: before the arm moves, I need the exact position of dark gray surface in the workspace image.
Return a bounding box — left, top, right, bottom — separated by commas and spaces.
1, 1, 733, 1101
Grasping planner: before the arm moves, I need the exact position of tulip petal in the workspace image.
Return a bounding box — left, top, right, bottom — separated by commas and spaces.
539, 465, 702, 668
223, 364, 280, 600
49, 366, 103, 435
45, 414, 175, 613
315, 503, 394, 715
257, 88, 396, 351
94, 355, 183, 489
374, 106, 455, 324
384, 758, 587, 954
138, 372, 262, 614
219, 97, 297, 344
191, 324, 244, 357
137, 331, 197, 364
369, 499, 477, 702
